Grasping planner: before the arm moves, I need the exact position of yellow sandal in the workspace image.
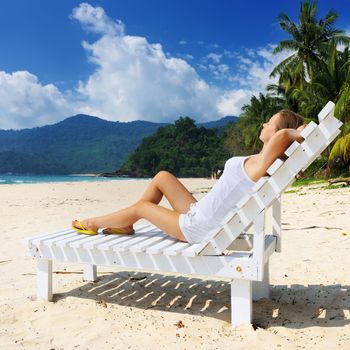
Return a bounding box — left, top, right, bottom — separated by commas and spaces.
72, 220, 97, 235
102, 227, 135, 235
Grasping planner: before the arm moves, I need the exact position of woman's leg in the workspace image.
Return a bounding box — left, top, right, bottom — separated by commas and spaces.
75, 200, 186, 241
73, 171, 195, 240
140, 171, 197, 213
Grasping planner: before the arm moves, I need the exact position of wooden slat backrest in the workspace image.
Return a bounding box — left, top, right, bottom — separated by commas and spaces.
195, 101, 342, 256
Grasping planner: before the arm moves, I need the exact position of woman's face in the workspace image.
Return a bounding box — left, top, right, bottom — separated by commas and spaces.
259, 113, 281, 143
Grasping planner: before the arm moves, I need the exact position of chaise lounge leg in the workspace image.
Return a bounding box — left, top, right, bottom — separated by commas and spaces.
253, 261, 270, 300
37, 259, 53, 301
83, 264, 97, 281
230, 279, 252, 327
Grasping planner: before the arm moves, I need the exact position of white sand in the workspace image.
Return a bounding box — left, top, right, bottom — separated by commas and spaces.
0, 178, 349, 349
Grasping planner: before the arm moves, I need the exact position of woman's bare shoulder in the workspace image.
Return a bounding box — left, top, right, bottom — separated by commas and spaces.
244, 154, 264, 183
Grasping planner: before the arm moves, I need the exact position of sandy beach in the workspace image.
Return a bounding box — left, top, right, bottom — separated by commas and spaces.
1, 178, 349, 349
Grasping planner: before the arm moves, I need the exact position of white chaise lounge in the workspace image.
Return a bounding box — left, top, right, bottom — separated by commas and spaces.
24, 101, 342, 327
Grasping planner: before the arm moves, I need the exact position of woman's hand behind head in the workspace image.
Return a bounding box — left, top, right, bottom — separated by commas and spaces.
297, 124, 307, 132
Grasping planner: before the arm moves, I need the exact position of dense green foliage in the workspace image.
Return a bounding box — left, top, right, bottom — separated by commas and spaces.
120, 117, 231, 177
224, 0, 350, 177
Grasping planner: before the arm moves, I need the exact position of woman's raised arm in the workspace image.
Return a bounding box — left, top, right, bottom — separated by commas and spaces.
260, 128, 305, 173
245, 127, 306, 182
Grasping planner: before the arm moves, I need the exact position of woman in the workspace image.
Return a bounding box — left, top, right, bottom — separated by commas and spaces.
72, 109, 306, 244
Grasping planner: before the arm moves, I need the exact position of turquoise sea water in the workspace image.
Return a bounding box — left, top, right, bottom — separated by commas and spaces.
0, 174, 141, 185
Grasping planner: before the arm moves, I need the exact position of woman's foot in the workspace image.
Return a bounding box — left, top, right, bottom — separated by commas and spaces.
72, 219, 98, 235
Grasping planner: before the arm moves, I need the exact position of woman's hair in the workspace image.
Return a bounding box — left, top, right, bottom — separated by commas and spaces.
277, 109, 305, 130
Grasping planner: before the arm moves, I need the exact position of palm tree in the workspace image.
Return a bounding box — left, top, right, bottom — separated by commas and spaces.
271, 0, 349, 83
290, 41, 350, 125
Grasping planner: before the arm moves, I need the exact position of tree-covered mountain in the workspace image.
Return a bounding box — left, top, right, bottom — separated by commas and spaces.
120, 117, 231, 177
0, 114, 237, 174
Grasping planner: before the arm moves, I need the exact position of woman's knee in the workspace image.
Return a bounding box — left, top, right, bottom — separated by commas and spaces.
154, 170, 173, 180
133, 199, 150, 217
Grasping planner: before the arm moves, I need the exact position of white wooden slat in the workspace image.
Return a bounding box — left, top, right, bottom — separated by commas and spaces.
236, 193, 251, 210
300, 121, 317, 138
97, 234, 138, 251
25, 228, 72, 245
42, 232, 77, 247
128, 234, 167, 253
253, 176, 269, 192
300, 132, 326, 158
69, 233, 111, 248
319, 117, 343, 141
269, 175, 296, 196
197, 239, 222, 255
198, 240, 221, 255
204, 228, 236, 256
146, 237, 177, 254
214, 224, 246, 254
31, 229, 73, 245
112, 234, 158, 252
180, 244, 201, 257
55, 233, 94, 247
239, 197, 263, 223
266, 158, 284, 176
284, 147, 310, 174
318, 101, 335, 122
82, 234, 125, 249
194, 230, 219, 256
236, 208, 252, 227
102, 229, 160, 251
162, 241, 191, 256
267, 164, 296, 193
284, 141, 300, 158
224, 215, 246, 241
84, 234, 128, 249
252, 192, 267, 211
254, 181, 278, 208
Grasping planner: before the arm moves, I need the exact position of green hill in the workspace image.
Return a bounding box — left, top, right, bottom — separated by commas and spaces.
0, 114, 237, 174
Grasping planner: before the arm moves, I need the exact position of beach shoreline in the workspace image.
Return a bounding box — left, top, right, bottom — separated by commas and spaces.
1, 179, 349, 349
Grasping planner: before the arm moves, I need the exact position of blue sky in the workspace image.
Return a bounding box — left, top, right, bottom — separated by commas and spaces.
0, 0, 349, 129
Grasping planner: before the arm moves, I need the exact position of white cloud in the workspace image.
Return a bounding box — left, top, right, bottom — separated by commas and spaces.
0, 3, 298, 129
71, 3, 219, 122
0, 71, 71, 129
70, 2, 124, 36
207, 53, 222, 63
217, 89, 253, 116
211, 45, 293, 117
176, 53, 194, 60
208, 63, 230, 80
230, 44, 294, 92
